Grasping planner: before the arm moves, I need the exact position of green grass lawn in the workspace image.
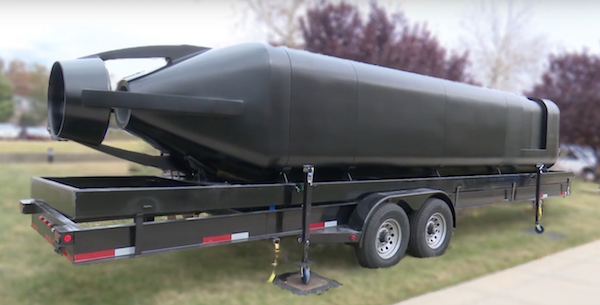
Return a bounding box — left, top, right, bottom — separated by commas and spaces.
0, 140, 155, 154
1, 162, 599, 305
0, 131, 157, 155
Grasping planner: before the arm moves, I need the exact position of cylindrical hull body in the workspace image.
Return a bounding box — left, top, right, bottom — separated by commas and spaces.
114, 43, 559, 181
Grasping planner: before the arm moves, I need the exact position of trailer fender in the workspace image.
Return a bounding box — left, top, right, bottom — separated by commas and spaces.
348, 188, 454, 248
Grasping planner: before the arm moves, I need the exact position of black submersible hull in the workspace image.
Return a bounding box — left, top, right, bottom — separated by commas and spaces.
47, 42, 559, 182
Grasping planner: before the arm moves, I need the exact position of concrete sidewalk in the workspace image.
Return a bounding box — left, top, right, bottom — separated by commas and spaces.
397, 239, 600, 305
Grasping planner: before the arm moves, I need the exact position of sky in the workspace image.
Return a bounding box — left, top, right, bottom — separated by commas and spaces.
1, 0, 599, 87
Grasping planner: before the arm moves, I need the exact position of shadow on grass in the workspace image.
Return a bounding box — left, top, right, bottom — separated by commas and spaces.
454, 199, 574, 234
10, 237, 362, 305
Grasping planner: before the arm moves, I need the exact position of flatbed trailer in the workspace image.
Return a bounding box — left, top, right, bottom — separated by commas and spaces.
19, 165, 572, 291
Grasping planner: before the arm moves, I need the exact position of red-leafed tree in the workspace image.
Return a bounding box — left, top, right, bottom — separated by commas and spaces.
299, 0, 476, 83
6, 59, 32, 96
0, 58, 50, 125
527, 50, 600, 157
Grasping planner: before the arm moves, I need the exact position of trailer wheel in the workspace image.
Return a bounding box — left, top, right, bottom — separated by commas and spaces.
354, 203, 410, 269
407, 198, 453, 258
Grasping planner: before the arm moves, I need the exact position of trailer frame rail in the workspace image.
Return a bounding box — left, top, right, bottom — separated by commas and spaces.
20, 169, 572, 270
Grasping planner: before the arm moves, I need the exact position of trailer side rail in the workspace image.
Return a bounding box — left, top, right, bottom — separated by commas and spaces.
30, 171, 572, 221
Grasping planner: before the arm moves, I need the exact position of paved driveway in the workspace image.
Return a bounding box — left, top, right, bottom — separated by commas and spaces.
397, 239, 600, 305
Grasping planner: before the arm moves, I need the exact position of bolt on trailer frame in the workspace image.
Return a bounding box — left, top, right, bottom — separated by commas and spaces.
20, 165, 572, 284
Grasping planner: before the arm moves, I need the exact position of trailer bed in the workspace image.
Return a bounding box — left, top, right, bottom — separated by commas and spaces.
20, 170, 572, 267
31, 172, 572, 221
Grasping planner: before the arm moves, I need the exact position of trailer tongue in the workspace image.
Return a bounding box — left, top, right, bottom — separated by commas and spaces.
20, 166, 571, 294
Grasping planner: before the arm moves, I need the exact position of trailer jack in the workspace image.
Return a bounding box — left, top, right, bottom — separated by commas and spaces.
534, 164, 545, 234
272, 165, 341, 295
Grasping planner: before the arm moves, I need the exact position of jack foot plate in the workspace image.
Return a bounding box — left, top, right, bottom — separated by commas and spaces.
272, 271, 341, 295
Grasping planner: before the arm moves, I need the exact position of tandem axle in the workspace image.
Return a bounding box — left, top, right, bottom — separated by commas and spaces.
19, 166, 572, 294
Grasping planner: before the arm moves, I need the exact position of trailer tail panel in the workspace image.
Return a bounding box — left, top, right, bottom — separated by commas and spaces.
74, 247, 134, 263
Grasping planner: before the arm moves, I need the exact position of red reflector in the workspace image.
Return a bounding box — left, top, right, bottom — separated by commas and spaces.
63, 234, 72, 243
350, 234, 357, 241
38, 216, 44, 221
202, 234, 231, 244
309, 222, 325, 229
74, 250, 115, 262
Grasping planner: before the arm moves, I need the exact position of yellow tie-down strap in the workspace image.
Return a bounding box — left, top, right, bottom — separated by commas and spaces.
267, 238, 281, 283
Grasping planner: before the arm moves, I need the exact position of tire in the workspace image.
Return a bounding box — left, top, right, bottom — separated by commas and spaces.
354, 203, 410, 269
583, 169, 596, 182
407, 198, 453, 258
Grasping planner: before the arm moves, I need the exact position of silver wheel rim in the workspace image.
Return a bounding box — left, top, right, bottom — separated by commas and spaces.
425, 212, 447, 249
375, 219, 402, 259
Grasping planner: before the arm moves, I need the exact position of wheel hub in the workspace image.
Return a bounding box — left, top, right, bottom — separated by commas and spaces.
375, 219, 402, 259
426, 223, 435, 235
425, 212, 447, 250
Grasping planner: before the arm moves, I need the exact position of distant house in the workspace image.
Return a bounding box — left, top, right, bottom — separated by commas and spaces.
0, 123, 22, 139
0, 123, 51, 140
14, 95, 33, 112
6, 95, 34, 125
21, 125, 51, 140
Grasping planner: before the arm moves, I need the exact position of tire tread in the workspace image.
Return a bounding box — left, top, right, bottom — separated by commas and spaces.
354, 203, 410, 268
407, 198, 453, 258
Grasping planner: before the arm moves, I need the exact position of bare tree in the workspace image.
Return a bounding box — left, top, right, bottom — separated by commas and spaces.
236, 0, 397, 48
241, 0, 312, 48
459, 0, 548, 93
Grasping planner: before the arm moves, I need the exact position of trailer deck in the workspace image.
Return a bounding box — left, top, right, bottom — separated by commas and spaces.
28, 171, 571, 221
20, 167, 573, 293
